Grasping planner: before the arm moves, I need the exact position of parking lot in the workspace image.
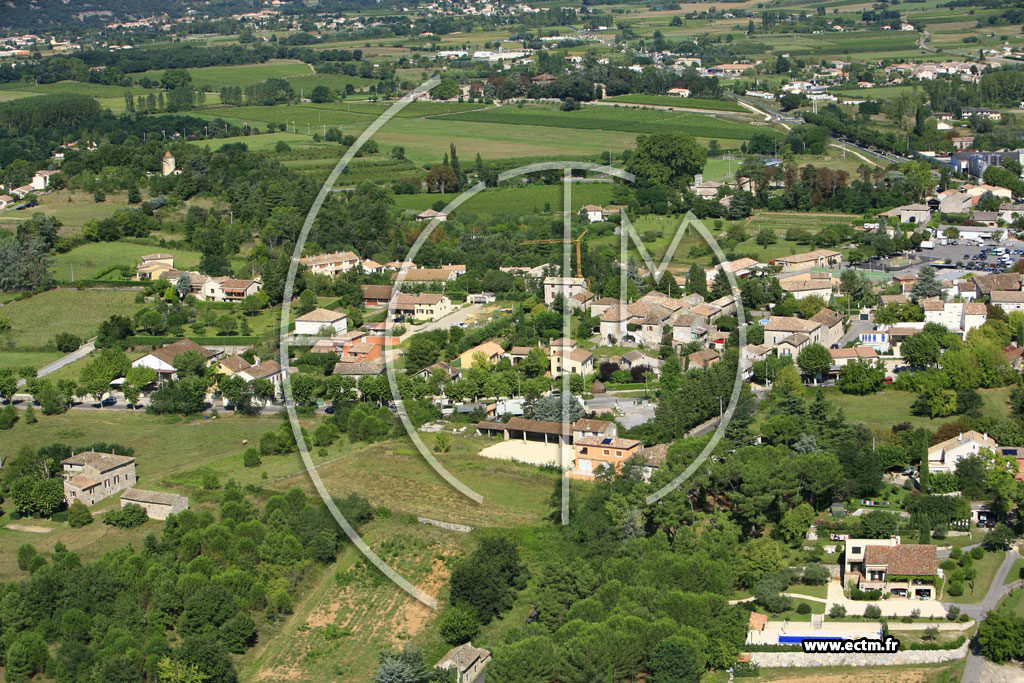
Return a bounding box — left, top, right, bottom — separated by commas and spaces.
849, 237, 1024, 278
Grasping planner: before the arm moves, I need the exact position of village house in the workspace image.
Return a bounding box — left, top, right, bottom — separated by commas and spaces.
416, 208, 448, 222
298, 251, 361, 277
600, 303, 632, 343
237, 359, 286, 396
543, 276, 588, 305
572, 418, 617, 442
921, 301, 987, 338
580, 205, 618, 223
770, 249, 840, 273
570, 435, 643, 480
778, 274, 833, 300
830, 346, 879, 368
119, 489, 189, 520
134, 253, 176, 281
549, 337, 594, 377
973, 272, 1022, 298
763, 316, 824, 348
879, 203, 932, 224
62, 451, 137, 506
294, 308, 348, 336
459, 341, 504, 369
928, 430, 998, 473
333, 358, 385, 377
434, 643, 490, 683
361, 284, 393, 307
705, 257, 762, 281
217, 355, 252, 377
31, 169, 59, 191
201, 277, 262, 303
391, 292, 451, 321
688, 348, 720, 369
391, 268, 457, 284
132, 339, 221, 379
468, 292, 496, 304
843, 537, 939, 600
991, 291, 1024, 314
810, 307, 844, 346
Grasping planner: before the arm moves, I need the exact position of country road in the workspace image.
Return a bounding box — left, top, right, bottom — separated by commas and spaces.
16, 339, 95, 387
942, 549, 1023, 682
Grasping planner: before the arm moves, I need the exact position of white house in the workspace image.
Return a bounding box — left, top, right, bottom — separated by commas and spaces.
928, 430, 997, 473
31, 170, 58, 191
132, 339, 220, 379
543, 276, 587, 305
294, 308, 348, 336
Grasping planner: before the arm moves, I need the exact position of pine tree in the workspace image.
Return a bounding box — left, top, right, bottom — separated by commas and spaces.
685, 263, 707, 298
23, 403, 36, 424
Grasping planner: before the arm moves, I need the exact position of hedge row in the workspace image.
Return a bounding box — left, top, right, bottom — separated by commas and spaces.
126, 335, 260, 346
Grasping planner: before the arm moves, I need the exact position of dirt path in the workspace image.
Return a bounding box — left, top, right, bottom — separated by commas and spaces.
4, 524, 52, 533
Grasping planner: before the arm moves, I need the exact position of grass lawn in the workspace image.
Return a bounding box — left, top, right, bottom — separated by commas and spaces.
0, 351, 65, 372
785, 583, 829, 599
0, 190, 132, 231
950, 550, 1006, 604
1004, 558, 1024, 586
744, 660, 965, 682
0, 289, 141, 348
51, 242, 203, 281
996, 586, 1024, 618
819, 387, 1012, 430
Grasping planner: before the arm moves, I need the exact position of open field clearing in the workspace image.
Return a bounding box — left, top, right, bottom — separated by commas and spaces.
257, 436, 559, 529
50, 242, 203, 281
0, 411, 300, 579
439, 104, 777, 141
240, 521, 471, 682
817, 387, 1012, 429
391, 182, 617, 215
601, 94, 746, 112
0, 289, 141, 348
139, 59, 312, 89
0, 190, 135, 232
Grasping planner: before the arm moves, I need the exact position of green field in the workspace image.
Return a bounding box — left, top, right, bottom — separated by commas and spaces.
0, 289, 141, 348
0, 410, 300, 578
139, 59, 313, 89
0, 351, 64, 372
820, 387, 1013, 430
441, 104, 776, 141
51, 242, 203, 281
391, 182, 616, 215
601, 94, 745, 112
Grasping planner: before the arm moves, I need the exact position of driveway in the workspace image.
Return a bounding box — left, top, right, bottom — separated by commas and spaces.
409, 304, 483, 336
824, 579, 947, 618
16, 339, 95, 387
840, 318, 873, 347
942, 549, 1022, 682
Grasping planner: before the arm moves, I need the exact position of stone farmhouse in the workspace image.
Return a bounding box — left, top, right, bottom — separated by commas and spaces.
62, 451, 137, 506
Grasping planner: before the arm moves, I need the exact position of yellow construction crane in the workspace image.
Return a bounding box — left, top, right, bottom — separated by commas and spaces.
519, 229, 588, 280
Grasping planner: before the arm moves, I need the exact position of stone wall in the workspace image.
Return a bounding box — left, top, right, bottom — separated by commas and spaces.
418, 517, 473, 533
748, 641, 968, 668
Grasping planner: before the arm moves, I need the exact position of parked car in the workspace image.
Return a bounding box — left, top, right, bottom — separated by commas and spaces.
100, 397, 117, 407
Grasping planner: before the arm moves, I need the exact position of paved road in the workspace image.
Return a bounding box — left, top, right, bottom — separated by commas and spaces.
412, 303, 484, 336
16, 339, 95, 387
942, 549, 1022, 682
839, 318, 873, 347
